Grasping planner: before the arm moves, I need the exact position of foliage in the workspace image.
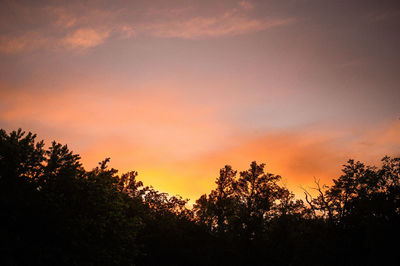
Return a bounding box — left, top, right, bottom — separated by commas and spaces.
1, 128, 399, 265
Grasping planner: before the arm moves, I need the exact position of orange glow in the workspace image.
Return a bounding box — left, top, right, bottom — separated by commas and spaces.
1, 0, 399, 203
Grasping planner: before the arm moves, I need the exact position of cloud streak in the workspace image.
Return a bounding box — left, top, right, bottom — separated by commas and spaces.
142, 2, 292, 39
0, 1, 292, 53
0, 31, 48, 54
61, 28, 110, 50
144, 15, 291, 39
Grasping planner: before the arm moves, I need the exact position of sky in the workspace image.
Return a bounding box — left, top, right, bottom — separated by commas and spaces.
1, 0, 399, 202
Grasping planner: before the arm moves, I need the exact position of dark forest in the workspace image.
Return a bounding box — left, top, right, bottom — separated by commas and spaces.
1, 129, 399, 265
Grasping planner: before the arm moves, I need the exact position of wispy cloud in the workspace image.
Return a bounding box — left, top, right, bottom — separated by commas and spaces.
142, 1, 292, 39
239, 0, 254, 11
0, 1, 292, 53
0, 3, 124, 53
0, 31, 48, 54
144, 14, 291, 39
61, 28, 110, 50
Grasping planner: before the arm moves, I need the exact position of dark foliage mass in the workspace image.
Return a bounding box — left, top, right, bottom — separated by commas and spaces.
1, 129, 399, 265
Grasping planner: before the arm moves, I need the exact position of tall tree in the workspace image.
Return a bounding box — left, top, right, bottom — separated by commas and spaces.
235, 161, 287, 240
194, 165, 237, 234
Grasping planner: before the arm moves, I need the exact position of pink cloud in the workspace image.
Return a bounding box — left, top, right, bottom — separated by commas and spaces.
239, 0, 254, 11
61, 28, 110, 50
0, 4, 123, 53
144, 12, 292, 39
0, 2, 293, 54
0, 31, 48, 54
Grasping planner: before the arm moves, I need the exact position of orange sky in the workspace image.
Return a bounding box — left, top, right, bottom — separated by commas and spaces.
1, 0, 399, 202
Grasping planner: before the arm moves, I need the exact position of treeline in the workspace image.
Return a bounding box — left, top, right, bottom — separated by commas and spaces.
1, 129, 399, 265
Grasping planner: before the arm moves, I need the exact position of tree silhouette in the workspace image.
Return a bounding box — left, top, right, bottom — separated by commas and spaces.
1, 129, 142, 265
194, 165, 237, 235
303, 157, 400, 265
1, 128, 399, 265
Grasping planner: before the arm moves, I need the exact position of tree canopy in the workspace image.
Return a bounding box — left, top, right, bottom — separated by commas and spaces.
1, 128, 399, 265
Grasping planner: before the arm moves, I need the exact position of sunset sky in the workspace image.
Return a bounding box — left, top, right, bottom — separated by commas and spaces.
1, 0, 399, 201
